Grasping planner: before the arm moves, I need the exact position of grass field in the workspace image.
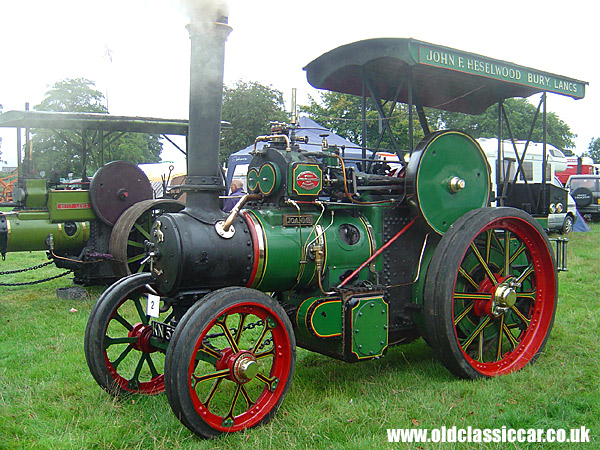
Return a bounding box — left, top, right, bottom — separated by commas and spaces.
1, 225, 599, 449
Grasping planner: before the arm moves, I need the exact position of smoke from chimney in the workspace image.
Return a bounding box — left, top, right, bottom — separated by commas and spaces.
177, 0, 229, 24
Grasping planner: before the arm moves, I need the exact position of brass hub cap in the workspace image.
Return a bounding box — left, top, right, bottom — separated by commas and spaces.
492, 282, 517, 316
232, 353, 258, 383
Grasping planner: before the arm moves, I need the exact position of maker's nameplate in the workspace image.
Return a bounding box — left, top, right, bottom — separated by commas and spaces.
283, 214, 314, 227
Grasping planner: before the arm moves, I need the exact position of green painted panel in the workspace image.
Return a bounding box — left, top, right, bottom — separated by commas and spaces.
416, 43, 586, 99
248, 208, 374, 292
350, 296, 388, 359
534, 217, 548, 229
249, 209, 317, 292
48, 190, 96, 222
24, 179, 47, 208
296, 296, 342, 340
289, 163, 322, 197
311, 300, 342, 337
322, 212, 373, 290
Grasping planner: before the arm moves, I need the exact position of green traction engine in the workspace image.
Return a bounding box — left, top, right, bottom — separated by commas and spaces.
0, 160, 184, 284
0, 109, 191, 285
84, 16, 561, 439
84, 125, 559, 437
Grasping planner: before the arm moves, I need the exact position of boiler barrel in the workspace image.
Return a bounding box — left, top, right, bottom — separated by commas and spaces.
0, 212, 89, 254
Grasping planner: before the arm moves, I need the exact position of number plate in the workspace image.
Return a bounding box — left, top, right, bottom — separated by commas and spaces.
146, 294, 160, 318
151, 320, 175, 341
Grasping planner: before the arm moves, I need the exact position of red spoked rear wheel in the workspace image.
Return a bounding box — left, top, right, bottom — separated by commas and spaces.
423, 207, 557, 379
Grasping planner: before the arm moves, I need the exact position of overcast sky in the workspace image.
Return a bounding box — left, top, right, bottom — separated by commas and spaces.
0, 0, 597, 166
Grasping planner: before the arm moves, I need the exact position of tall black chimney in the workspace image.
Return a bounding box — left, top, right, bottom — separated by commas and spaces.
184, 16, 231, 217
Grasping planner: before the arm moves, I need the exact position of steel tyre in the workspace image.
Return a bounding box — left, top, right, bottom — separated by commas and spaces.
109, 199, 184, 277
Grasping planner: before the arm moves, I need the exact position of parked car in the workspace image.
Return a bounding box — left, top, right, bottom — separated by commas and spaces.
547, 177, 577, 234
566, 174, 600, 222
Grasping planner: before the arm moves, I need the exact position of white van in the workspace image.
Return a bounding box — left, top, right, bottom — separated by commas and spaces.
478, 138, 574, 233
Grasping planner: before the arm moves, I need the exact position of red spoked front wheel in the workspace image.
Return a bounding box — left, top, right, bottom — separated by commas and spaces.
84, 273, 171, 395
164, 287, 296, 438
423, 207, 557, 379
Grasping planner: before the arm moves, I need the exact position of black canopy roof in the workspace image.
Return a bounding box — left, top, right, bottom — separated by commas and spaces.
0, 110, 231, 134
304, 38, 587, 115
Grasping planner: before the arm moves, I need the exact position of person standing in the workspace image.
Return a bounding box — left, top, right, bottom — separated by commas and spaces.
223, 179, 246, 212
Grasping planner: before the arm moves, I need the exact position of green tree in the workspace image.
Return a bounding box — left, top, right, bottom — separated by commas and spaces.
36, 78, 107, 113
433, 98, 576, 150
220, 80, 288, 164
31, 78, 161, 178
584, 137, 600, 163
303, 94, 576, 154
301, 91, 431, 152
